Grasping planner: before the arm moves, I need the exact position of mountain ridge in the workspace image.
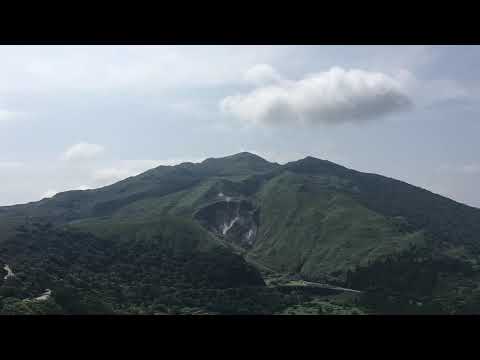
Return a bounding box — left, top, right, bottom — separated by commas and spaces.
1, 152, 480, 314
3, 152, 476, 210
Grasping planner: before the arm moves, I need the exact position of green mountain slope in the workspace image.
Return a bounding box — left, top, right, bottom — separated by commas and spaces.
1, 152, 480, 314
247, 171, 426, 280
0, 219, 276, 314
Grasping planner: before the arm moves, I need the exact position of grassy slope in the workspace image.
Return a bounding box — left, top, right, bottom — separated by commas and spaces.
248, 171, 426, 280
110, 178, 223, 220
69, 215, 222, 253
66, 168, 433, 284
2, 153, 480, 313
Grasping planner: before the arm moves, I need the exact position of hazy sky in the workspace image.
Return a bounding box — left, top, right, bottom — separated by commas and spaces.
1, 45, 479, 208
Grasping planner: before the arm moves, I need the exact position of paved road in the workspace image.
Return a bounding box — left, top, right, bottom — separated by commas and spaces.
299, 280, 361, 293
244, 256, 362, 293
209, 227, 362, 294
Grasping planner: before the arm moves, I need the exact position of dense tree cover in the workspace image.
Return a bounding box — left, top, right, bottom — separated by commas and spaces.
2, 153, 480, 314
0, 222, 300, 315
349, 172, 480, 252
345, 245, 477, 314
285, 156, 480, 252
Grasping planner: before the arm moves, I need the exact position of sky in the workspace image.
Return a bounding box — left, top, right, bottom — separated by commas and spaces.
1, 45, 480, 208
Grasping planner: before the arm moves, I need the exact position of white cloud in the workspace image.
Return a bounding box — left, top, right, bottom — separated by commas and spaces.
0, 46, 287, 97
221, 66, 412, 126
243, 64, 283, 86
41, 189, 57, 199
62, 142, 105, 162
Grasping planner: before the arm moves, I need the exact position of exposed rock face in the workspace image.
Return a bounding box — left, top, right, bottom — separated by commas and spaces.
194, 198, 259, 249
3, 264, 14, 280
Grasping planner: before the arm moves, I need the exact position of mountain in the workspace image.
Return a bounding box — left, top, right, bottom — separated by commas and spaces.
1, 152, 480, 314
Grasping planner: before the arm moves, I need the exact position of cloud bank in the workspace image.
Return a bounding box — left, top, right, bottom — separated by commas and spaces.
221, 66, 412, 126
62, 142, 105, 162
41, 189, 57, 199
243, 64, 283, 86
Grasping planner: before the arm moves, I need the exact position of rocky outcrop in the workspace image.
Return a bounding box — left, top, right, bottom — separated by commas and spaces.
194, 197, 259, 249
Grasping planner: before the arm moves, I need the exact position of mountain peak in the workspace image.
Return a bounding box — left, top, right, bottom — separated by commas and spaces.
202, 152, 267, 162
199, 152, 278, 176
228, 151, 268, 161
201, 152, 272, 166
301, 155, 322, 161
284, 155, 350, 176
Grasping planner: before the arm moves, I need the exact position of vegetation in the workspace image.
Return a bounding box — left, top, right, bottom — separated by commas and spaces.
345, 244, 479, 314
1, 152, 480, 314
248, 171, 425, 280
0, 221, 306, 315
